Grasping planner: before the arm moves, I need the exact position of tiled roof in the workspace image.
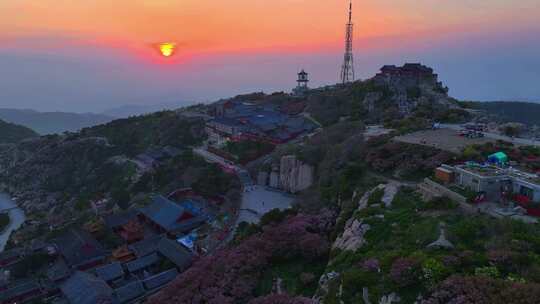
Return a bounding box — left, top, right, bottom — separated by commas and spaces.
0, 247, 24, 261
128, 234, 163, 257
125, 253, 160, 273
114, 280, 145, 303
47, 258, 71, 281
95, 262, 124, 282
104, 210, 139, 229
212, 117, 245, 127
157, 238, 193, 271
139, 196, 206, 233
142, 269, 179, 291
53, 230, 106, 268
0, 280, 41, 302
60, 272, 113, 304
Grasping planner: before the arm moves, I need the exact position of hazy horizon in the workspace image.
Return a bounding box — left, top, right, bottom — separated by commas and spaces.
1, 1, 539, 113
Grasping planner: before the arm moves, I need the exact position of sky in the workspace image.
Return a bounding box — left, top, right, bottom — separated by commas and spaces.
1, 0, 539, 113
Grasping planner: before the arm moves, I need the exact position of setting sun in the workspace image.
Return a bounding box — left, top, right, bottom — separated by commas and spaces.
158, 42, 176, 57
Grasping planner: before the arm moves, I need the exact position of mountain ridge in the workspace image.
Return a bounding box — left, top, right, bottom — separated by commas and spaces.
0, 108, 114, 135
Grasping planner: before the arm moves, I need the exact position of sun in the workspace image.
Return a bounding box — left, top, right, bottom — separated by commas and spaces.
158, 42, 176, 57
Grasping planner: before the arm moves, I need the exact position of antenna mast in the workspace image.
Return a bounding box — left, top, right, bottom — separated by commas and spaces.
340, 0, 355, 84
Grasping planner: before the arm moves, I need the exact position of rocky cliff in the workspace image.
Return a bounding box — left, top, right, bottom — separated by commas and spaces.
257, 155, 314, 194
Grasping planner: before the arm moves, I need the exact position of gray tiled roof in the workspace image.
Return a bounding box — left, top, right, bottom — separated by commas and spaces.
0, 247, 24, 262
95, 262, 124, 282
104, 210, 139, 229
0, 280, 41, 302
157, 238, 193, 271
53, 229, 106, 268
125, 253, 159, 273
47, 258, 71, 281
139, 196, 206, 233
60, 272, 113, 304
114, 280, 145, 303
128, 234, 163, 257
142, 269, 178, 290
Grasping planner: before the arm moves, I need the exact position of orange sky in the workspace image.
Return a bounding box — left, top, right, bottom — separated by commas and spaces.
3, 0, 539, 57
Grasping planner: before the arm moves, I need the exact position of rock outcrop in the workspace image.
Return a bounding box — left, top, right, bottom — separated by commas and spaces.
279, 155, 314, 194
316, 184, 402, 303
332, 218, 371, 251
257, 155, 314, 194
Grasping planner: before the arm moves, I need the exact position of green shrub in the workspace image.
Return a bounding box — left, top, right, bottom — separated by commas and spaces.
368, 188, 385, 205
475, 266, 501, 278
422, 258, 449, 287
419, 196, 458, 211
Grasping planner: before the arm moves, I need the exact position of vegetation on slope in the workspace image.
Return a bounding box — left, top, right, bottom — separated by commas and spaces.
148, 211, 333, 304
463, 101, 540, 126
0, 119, 38, 143
80, 110, 206, 156
326, 187, 540, 303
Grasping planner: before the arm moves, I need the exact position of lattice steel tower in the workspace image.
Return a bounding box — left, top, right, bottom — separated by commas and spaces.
340, 0, 355, 84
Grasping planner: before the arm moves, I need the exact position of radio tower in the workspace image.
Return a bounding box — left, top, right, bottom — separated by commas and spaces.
340, 0, 355, 84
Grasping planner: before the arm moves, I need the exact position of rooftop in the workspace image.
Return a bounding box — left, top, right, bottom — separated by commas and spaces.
157, 238, 193, 270
125, 252, 160, 273
114, 280, 146, 303
128, 234, 163, 257
60, 272, 113, 304
53, 229, 106, 268
142, 268, 179, 291
139, 196, 207, 233
104, 210, 139, 230
46, 258, 71, 282
94, 262, 124, 282
0, 280, 41, 302
456, 164, 508, 177
456, 164, 540, 185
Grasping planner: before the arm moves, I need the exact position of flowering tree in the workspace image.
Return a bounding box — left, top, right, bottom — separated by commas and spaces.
147, 214, 330, 303
390, 257, 420, 287
362, 258, 381, 273
421, 275, 540, 304
248, 294, 315, 304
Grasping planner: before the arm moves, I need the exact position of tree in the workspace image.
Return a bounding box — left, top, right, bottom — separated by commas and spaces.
500, 123, 524, 137
147, 214, 331, 303
421, 275, 540, 304
248, 294, 315, 304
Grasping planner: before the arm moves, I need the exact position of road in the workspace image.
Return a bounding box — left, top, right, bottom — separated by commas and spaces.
440, 124, 540, 147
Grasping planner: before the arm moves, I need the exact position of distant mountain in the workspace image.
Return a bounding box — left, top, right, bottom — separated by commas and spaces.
0, 108, 114, 135
464, 101, 540, 125
101, 101, 192, 118
0, 119, 38, 143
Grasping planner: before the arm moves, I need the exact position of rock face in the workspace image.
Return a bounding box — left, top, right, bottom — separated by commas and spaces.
332, 218, 371, 251
312, 272, 340, 303
258, 155, 314, 194
315, 184, 402, 303
279, 155, 314, 194
427, 223, 455, 250
269, 167, 280, 189
257, 171, 268, 186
